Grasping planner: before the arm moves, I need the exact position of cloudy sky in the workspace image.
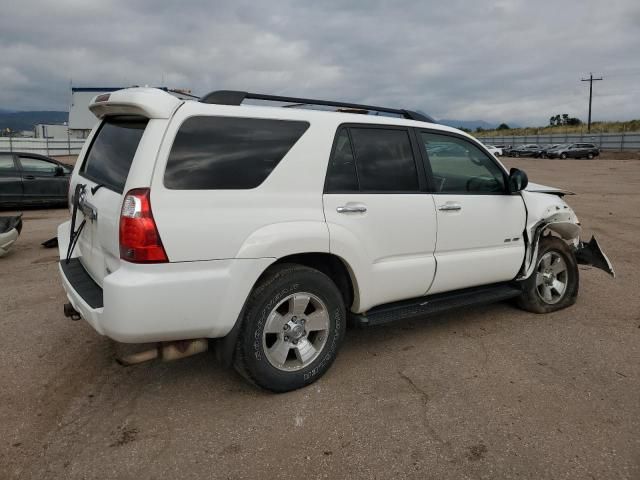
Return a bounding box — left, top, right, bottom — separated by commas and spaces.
1, 0, 639, 126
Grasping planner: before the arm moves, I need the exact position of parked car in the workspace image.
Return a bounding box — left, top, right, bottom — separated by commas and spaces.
547, 143, 600, 159
0, 152, 72, 207
499, 145, 514, 155
538, 144, 562, 158
484, 145, 503, 156
57, 88, 614, 392
509, 144, 542, 157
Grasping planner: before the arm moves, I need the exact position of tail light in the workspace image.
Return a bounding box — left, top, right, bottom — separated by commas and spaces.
119, 188, 168, 263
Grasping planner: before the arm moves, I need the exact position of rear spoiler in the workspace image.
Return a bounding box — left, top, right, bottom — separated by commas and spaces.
89, 88, 183, 120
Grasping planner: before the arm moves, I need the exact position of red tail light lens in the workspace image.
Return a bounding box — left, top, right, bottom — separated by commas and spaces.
119, 188, 168, 263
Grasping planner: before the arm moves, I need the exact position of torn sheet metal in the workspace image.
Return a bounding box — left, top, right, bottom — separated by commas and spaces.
575, 236, 616, 278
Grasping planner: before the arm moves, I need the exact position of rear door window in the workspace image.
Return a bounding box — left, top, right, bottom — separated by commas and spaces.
164, 116, 309, 189
325, 129, 359, 192
349, 128, 419, 192
80, 116, 148, 193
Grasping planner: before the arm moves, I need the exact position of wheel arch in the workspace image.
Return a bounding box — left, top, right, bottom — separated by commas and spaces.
215, 251, 359, 368
268, 252, 358, 310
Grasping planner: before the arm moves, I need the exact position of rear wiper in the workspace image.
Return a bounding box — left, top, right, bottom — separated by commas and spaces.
66, 183, 87, 264
91, 183, 104, 195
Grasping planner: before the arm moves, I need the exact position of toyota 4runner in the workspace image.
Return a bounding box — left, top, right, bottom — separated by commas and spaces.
58, 88, 614, 392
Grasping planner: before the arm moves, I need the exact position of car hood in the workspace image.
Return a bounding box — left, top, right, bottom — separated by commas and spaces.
525, 182, 575, 196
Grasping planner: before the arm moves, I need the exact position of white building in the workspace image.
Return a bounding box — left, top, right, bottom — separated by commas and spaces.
34, 123, 72, 139
69, 87, 197, 138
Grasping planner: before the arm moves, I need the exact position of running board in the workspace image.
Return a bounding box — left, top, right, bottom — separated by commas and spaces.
352, 283, 522, 327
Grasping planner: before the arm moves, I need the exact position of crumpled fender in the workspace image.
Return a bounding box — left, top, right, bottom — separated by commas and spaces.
518, 191, 614, 279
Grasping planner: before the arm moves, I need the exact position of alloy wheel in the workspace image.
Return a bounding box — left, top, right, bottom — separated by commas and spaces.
262, 292, 330, 371
535, 251, 568, 304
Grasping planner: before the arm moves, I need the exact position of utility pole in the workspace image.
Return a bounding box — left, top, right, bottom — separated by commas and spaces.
581, 73, 603, 133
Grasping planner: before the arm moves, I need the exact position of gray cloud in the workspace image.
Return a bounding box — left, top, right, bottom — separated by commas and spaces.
1, 0, 639, 125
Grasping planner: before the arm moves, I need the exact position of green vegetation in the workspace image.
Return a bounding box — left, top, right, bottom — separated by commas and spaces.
475, 119, 640, 137
549, 114, 581, 126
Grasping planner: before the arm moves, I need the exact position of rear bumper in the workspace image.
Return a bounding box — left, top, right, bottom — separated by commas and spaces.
57, 222, 273, 342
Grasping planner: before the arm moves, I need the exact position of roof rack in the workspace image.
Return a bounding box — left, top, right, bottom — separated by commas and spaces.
199, 90, 435, 123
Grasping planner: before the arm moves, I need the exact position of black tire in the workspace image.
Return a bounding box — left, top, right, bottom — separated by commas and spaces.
517, 236, 579, 314
233, 264, 346, 392
560, 153, 567, 159
515, 152, 520, 158
587, 153, 594, 159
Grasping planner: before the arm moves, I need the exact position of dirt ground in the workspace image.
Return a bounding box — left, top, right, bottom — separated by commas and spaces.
1, 157, 638, 479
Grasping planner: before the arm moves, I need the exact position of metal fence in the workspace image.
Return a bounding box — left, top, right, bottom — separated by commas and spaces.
0, 136, 86, 156
476, 132, 640, 150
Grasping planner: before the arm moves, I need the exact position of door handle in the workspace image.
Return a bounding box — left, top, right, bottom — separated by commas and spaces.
337, 205, 367, 214
23, 175, 35, 180
438, 203, 462, 212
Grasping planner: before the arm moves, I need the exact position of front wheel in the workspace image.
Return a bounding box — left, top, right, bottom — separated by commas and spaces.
234, 264, 346, 392
587, 153, 594, 159
561, 153, 568, 159
517, 236, 579, 313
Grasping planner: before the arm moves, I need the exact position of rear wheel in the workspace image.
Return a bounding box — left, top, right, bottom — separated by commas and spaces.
561, 153, 568, 159
234, 264, 346, 392
517, 236, 579, 313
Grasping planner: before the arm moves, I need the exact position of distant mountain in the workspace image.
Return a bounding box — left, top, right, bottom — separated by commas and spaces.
437, 119, 522, 131
438, 119, 497, 130
0, 111, 68, 132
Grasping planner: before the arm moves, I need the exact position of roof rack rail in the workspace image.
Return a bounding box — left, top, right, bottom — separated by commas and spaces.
199, 90, 435, 123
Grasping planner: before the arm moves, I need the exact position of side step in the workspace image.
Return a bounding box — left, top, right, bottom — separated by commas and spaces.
352, 283, 522, 327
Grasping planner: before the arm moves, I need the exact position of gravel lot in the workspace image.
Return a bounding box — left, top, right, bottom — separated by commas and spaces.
1, 157, 638, 479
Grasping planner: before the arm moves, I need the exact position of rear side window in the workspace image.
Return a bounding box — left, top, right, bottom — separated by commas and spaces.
164, 116, 309, 190
349, 128, 418, 192
81, 117, 148, 193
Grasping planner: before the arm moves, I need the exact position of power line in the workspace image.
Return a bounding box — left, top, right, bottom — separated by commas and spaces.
581, 73, 603, 132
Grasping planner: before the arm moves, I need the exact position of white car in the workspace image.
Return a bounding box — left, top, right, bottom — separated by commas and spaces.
484, 144, 503, 156
57, 88, 614, 392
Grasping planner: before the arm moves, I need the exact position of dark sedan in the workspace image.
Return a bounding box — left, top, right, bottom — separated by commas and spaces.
538, 144, 562, 158
547, 143, 600, 159
509, 144, 543, 157
0, 152, 72, 207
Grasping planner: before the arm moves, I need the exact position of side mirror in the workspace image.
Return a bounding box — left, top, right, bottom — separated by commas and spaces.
508, 168, 528, 193
54, 165, 64, 176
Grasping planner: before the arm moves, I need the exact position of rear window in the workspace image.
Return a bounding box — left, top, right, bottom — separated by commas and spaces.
0, 155, 16, 173
164, 116, 309, 190
80, 116, 148, 193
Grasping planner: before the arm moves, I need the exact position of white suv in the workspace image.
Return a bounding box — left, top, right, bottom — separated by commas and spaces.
58, 88, 614, 392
